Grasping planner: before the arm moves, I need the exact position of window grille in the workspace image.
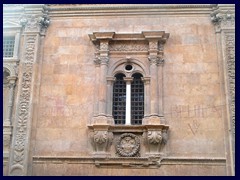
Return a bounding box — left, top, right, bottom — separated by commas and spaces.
113, 73, 126, 124
3, 36, 15, 58
131, 73, 144, 125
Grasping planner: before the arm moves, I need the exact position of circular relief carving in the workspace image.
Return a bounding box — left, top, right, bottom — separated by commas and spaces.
116, 133, 140, 157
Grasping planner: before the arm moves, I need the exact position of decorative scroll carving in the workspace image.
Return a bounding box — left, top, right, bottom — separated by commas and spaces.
9, 36, 37, 175
109, 41, 148, 51
90, 130, 113, 156
116, 133, 140, 157
143, 127, 168, 156
225, 34, 235, 136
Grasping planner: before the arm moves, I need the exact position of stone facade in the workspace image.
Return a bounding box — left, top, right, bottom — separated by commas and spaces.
3, 4, 235, 176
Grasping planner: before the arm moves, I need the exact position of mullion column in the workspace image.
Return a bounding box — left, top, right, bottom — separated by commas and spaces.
124, 77, 133, 125
5, 76, 17, 126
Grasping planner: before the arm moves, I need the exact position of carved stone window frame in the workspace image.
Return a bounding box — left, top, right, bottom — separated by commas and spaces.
3, 21, 22, 62
3, 20, 22, 163
88, 31, 170, 166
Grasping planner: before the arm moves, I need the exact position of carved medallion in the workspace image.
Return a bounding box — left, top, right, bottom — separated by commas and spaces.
116, 133, 140, 157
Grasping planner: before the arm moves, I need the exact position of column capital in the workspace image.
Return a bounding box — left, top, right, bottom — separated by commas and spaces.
148, 56, 164, 66
106, 77, 116, 85
141, 77, 151, 84
7, 76, 18, 85
20, 7, 50, 35
210, 5, 235, 33
123, 77, 133, 83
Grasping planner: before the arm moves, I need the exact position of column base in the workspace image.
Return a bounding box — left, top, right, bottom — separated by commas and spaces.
142, 115, 166, 125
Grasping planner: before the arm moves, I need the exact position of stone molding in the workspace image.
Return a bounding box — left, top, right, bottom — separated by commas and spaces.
32, 156, 226, 168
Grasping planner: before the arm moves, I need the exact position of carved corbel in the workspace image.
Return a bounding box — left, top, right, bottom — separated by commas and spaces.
144, 125, 169, 156
89, 125, 113, 157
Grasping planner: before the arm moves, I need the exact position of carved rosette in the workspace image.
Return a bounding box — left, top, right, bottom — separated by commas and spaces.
116, 133, 140, 157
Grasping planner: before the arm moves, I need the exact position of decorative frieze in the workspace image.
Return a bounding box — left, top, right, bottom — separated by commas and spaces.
109, 41, 148, 51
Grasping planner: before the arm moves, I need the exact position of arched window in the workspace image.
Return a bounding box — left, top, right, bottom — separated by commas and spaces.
131, 73, 144, 125
113, 73, 126, 124
112, 72, 144, 125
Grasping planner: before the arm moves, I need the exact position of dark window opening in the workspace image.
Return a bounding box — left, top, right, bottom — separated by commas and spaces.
125, 64, 133, 71
3, 36, 15, 58
112, 73, 126, 124
131, 73, 144, 125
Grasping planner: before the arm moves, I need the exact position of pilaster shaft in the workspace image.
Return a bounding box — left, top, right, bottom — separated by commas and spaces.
8, 5, 50, 176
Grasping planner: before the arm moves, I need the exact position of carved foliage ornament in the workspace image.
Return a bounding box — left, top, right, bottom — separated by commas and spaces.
94, 131, 107, 144
10, 36, 36, 174
147, 131, 162, 144
225, 34, 235, 136
116, 133, 140, 157
109, 41, 148, 51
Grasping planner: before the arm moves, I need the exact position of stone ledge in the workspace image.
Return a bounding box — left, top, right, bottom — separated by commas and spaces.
32, 156, 226, 168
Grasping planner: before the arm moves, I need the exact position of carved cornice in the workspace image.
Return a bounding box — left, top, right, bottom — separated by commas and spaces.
89, 31, 169, 56
46, 4, 215, 17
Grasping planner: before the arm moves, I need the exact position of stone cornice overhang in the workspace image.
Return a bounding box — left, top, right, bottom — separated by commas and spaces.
89, 31, 170, 42
45, 4, 216, 17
